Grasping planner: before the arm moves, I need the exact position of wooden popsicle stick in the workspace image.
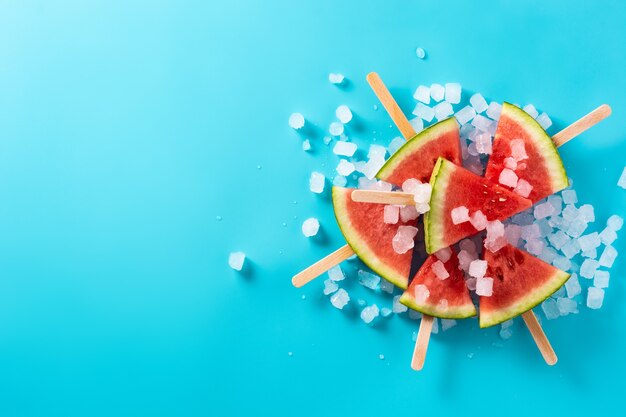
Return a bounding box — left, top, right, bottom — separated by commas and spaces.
291, 244, 354, 288
351, 189, 415, 205
521, 310, 558, 365
366, 72, 416, 140
411, 315, 434, 371
552, 104, 612, 148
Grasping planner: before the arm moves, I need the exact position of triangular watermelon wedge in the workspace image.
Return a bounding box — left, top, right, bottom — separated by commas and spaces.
425, 157, 532, 254
479, 244, 570, 328
485, 103, 569, 203
376, 118, 461, 186
400, 252, 476, 319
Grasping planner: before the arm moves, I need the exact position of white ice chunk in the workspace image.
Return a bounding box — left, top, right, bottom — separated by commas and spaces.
593, 270, 610, 289
358, 270, 381, 290
578, 232, 600, 252
553, 255, 571, 271
383, 205, 400, 224
302, 139, 311, 151
336, 159, 355, 176
469, 259, 488, 279
557, 297, 578, 316
505, 224, 522, 245
598, 245, 617, 268
387, 136, 405, 155
435, 247, 452, 263
459, 238, 476, 254
561, 189, 578, 205
474, 133, 493, 155
455, 105, 476, 125
413, 85, 431, 104
415, 47, 426, 59
330, 288, 350, 309
470, 93, 489, 113
414, 284, 430, 304
451, 206, 470, 224
431, 260, 450, 280
302, 217, 320, 237
521, 224, 540, 240
309, 171, 325, 194
444, 83, 462, 104
564, 273, 581, 298
499, 168, 518, 188
471, 114, 492, 132
328, 73, 345, 85
434, 101, 454, 121
469, 210, 488, 231
486, 102, 503, 120
360, 304, 380, 324
457, 250, 475, 272
542, 298, 560, 320
548, 230, 570, 249
380, 279, 394, 294
586, 287, 604, 309
409, 117, 423, 133
289, 113, 305, 129
381, 308, 392, 318
399, 205, 419, 222
510, 139, 528, 161
522, 104, 539, 118
228, 252, 246, 271
504, 157, 517, 170
561, 238, 581, 259
441, 318, 456, 331
525, 238, 544, 256
329, 122, 344, 136
580, 258, 599, 278
607, 214, 624, 231
328, 265, 345, 282
323, 279, 339, 295
536, 112, 552, 130
412, 102, 435, 122
514, 179, 533, 198
430, 83, 445, 102
333, 175, 347, 187
534, 202, 556, 220
392, 295, 408, 313
476, 276, 494, 296
336, 105, 353, 124
485, 220, 507, 253
392, 225, 418, 254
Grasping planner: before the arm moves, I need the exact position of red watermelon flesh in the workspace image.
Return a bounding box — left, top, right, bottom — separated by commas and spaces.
376, 118, 461, 186
425, 158, 533, 254
485, 103, 568, 204
479, 244, 570, 328
399, 252, 476, 319
332, 186, 416, 289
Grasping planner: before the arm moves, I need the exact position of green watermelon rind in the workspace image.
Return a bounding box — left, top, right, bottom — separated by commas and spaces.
501, 102, 569, 193
399, 292, 477, 319
331, 186, 409, 290
479, 269, 571, 328
423, 157, 451, 254
375, 118, 458, 182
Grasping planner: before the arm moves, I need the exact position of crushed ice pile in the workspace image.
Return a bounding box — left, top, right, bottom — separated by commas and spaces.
289, 75, 621, 340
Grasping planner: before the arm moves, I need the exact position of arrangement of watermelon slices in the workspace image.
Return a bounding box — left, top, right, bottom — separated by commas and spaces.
424, 157, 533, 254
485, 103, 569, 203
332, 118, 461, 289
479, 244, 570, 328
399, 251, 477, 319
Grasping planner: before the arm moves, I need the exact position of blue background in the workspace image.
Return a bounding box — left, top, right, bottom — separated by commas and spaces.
0, 1, 624, 416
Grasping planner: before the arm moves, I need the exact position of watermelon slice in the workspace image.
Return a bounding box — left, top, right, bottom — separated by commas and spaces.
425, 157, 532, 254
400, 252, 476, 319
332, 186, 416, 289
479, 244, 570, 328
485, 103, 568, 203
376, 118, 461, 186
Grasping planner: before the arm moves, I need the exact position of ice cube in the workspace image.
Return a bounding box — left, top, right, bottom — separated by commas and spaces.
414, 284, 430, 303
457, 250, 475, 272
607, 214, 624, 231
358, 270, 381, 290
399, 205, 419, 222
498, 168, 518, 188
598, 245, 617, 268
593, 270, 610, 288
362, 158, 385, 180
562, 205, 579, 222
510, 139, 528, 161
578, 232, 600, 252
485, 220, 506, 253
328, 265, 345, 281
333, 175, 347, 187
302, 139, 311, 152
392, 295, 408, 313
541, 298, 560, 320
500, 326, 513, 340
455, 105, 476, 125
431, 260, 450, 280
368, 144, 387, 160
328, 73, 345, 85
430, 83, 445, 102
289, 113, 305, 129
412, 102, 435, 122
503, 157, 517, 170
309, 171, 325, 193
336, 159, 355, 176
381, 308, 392, 318
475, 132, 493, 155
486, 101, 503, 120
408, 117, 424, 133
505, 224, 522, 245
618, 167, 626, 189
582, 248, 597, 259
476, 277, 494, 296
536, 218, 553, 237
360, 304, 380, 324
586, 287, 604, 309
469, 93, 489, 113
413, 85, 431, 104
548, 195, 563, 215
387, 136, 405, 155
471, 114, 492, 132
465, 277, 477, 291
599, 227, 617, 245
536, 112, 552, 130
561, 238, 581, 259
566, 218, 588, 238
521, 224, 541, 240
302, 217, 320, 237
228, 252, 246, 271
392, 225, 418, 254
534, 202, 556, 220
513, 212, 535, 226
384, 205, 400, 224
525, 238, 544, 256
330, 288, 350, 309
434, 101, 454, 121
552, 255, 571, 271
579, 204, 595, 222
459, 238, 476, 254
336, 105, 353, 124
539, 247, 558, 264
410, 310, 423, 321
564, 273, 581, 298
415, 47, 426, 59
444, 83, 462, 104
561, 189, 578, 205
380, 279, 395, 294
522, 104, 539, 119
329, 122, 344, 136
557, 297, 578, 316
514, 179, 533, 198
580, 258, 599, 278
323, 279, 339, 295
469, 210, 488, 231
435, 247, 453, 263
469, 259, 488, 279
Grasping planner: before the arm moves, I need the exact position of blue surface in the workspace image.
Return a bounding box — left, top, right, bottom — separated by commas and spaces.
0, 1, 624, 416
